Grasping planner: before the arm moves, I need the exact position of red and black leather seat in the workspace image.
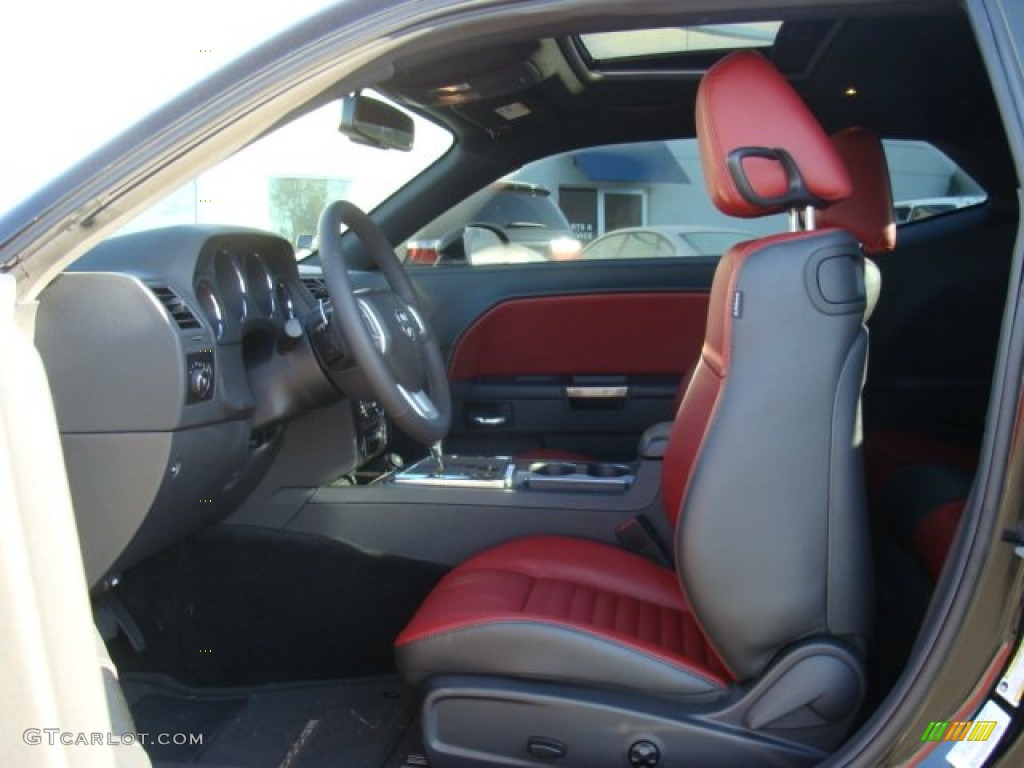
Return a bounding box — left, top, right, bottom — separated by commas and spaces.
397, 51, 882, 767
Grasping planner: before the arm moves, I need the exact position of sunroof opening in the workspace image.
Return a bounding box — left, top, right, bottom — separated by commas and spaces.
580, 23, 783, 62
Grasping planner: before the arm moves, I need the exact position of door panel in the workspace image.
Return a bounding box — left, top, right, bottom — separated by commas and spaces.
409, 259, 716, 460
448, 293, 707, 379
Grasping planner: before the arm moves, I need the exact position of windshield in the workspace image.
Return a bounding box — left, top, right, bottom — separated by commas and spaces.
119, 93, 453, 245
1, 0, 345, 215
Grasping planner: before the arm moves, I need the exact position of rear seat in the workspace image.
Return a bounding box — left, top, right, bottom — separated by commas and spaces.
861, 430, 978, 706
865, 430, 976, 581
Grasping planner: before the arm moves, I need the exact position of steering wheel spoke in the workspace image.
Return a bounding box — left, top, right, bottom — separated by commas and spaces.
355, 295, 389, 355
397, 385, 441, 421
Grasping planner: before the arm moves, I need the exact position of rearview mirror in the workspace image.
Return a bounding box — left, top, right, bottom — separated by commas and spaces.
339, 94, 414, 151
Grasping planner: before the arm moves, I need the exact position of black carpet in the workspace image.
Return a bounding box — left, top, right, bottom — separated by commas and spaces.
123, 674, 417, 767
108, 526, 446, 687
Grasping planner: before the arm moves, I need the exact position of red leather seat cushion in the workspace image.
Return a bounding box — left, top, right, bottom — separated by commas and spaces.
397, 536, 731, 694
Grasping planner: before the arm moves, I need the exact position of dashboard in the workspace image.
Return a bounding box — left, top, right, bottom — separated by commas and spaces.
35, 225, 385, 587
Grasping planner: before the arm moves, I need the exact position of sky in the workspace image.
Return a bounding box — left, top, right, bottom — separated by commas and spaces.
0, 0, 339, 215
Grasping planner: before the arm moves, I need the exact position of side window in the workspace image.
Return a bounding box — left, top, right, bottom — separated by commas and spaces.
882, 140, 986, 225
403, 137, 987, 267
404, 138, 783, 267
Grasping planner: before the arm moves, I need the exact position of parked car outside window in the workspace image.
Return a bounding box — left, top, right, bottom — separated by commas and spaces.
403, 181, 580, 265
894, 195, 987, 223
581, 225, 750, 259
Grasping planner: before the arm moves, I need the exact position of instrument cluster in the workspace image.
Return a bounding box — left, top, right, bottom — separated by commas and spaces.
193, 234, 304, 343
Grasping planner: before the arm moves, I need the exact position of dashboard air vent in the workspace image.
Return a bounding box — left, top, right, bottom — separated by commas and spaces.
301, 276, 329, 301
149, 285, 201, 330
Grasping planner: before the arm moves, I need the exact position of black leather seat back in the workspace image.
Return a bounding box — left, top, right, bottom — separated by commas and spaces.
662, 51, 874, 680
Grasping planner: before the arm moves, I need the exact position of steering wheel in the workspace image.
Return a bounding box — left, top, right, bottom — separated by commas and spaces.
318, 201, 451, 445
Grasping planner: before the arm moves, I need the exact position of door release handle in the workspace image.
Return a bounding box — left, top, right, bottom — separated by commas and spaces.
471, 414, 507, 426
565, 385, 629, 399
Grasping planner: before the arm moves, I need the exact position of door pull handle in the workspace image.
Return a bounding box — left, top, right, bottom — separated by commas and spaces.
471, 414, 507, 426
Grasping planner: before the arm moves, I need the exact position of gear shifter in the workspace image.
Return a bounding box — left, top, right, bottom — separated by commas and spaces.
429, 441, 445, 474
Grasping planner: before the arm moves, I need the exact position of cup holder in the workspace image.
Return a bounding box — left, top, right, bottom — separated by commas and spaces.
586, 463, 632, 478
528, 461, 579, 477
523, 460, 635, 493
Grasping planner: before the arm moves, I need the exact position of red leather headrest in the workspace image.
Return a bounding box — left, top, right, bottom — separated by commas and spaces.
818, 127, 897, 254
696, 51, 851, 217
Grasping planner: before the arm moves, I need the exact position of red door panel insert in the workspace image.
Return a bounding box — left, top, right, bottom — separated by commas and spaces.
448, 293, 709, 380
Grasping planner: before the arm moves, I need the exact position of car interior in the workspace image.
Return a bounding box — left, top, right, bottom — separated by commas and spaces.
18, 1, 1021, 766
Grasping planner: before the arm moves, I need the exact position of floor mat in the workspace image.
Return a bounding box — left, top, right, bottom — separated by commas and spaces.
109, 526, 445, 687
123, 674, 417, 767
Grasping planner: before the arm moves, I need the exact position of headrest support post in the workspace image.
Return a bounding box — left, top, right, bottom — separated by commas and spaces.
788, 209, 800, 233
804, 206, 816, 231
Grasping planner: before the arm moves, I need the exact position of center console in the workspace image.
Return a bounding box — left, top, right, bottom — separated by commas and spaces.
278, 422, 676, 568
392, 455, 636, 494
392, 455, 517, 489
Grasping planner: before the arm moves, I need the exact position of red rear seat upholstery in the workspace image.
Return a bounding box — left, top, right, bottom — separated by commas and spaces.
865, 431, 976, 581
